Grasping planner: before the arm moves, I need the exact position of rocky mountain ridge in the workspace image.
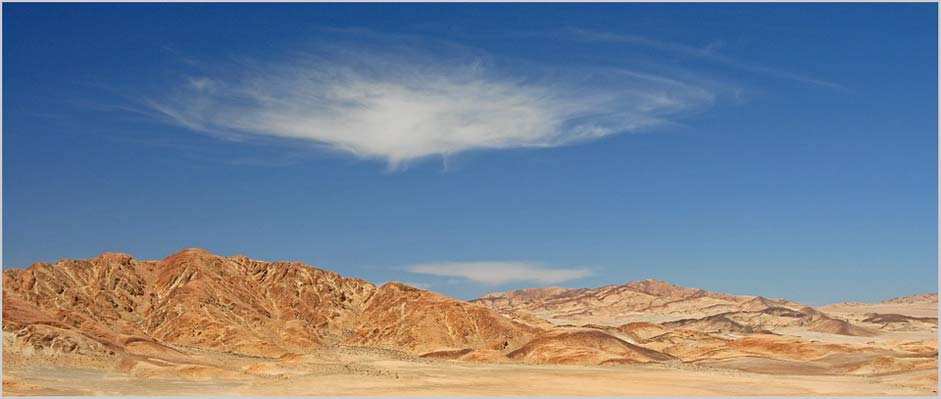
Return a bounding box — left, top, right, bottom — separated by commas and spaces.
3, 249, 936, 384
2, 249, 531, 360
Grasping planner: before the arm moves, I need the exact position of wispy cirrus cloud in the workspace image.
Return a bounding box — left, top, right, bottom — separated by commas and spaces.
567, 27, 843, 90
406, 261, 593, 286
146, 32, 720, 169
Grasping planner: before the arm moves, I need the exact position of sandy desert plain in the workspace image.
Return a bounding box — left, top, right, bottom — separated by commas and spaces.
1, 248, 937, 395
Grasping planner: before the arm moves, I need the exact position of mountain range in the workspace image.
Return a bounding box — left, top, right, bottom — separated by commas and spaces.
2, 249, 937, 395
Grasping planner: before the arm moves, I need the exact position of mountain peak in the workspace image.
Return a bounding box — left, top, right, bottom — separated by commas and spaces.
95, 252, 135, 261
881, 292, 938, 304
3, 248, 533, 359
163, 247, 216, 261
624, 278, 700, 298
379, 281, 423, 292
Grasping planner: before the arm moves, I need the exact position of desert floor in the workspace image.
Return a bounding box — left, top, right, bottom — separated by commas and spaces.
3, 347, 937, 396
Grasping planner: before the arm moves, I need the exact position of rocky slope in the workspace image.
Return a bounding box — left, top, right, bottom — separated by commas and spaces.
507, 328, 674, 365
2, 249, 533, 362
473, 279, 814, 328
882, 293, 939, 305
3, 250, 936, 384
473, 280, 936, 379
661, 306, 878, 337
348, 282, 538, 353
817, 293, 939, 335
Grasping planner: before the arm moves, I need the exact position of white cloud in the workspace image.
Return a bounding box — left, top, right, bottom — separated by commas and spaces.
568, 28, 843, 89
148, 36, 717, 169
406, 261, 593, 286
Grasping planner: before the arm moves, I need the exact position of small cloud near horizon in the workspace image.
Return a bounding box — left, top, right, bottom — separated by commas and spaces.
406, 261, 594, 286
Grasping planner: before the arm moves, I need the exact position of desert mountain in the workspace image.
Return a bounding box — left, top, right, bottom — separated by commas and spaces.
882, 293, 939, 305
2, 249, 533, 361
3, 249, 936, 394
347, 282, 538, 353
474, 279, 811, 328
662, 306, 878, 337
817, 292, 939, 333
506, 328, 674, 365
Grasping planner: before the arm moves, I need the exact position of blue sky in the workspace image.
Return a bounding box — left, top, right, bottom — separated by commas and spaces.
3, 3, 937, 305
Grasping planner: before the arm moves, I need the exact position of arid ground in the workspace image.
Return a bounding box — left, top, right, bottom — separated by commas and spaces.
3, 349, 937, 396
3, 249, 937, 395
